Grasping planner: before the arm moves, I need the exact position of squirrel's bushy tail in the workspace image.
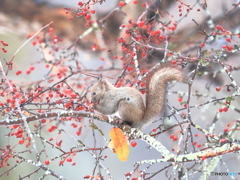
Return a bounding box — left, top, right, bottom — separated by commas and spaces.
141, 64, 187, 129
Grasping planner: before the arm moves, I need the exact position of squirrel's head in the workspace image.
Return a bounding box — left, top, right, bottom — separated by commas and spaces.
90, 79, 111, 103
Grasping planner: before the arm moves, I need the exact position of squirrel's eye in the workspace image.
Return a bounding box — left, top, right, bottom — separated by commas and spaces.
92, 92, 96, 95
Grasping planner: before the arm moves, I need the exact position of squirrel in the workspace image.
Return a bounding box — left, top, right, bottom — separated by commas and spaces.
90, 63, 187, 129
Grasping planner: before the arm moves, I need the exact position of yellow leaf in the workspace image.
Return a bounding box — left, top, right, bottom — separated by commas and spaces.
109, 127, 129, 161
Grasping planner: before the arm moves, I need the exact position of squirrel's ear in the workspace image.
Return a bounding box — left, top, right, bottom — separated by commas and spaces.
98, 79, 106, 85
96, 74, 104, 85
98, 79, 107, 89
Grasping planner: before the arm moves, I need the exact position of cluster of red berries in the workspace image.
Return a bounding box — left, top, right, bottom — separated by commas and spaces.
0, 40, 8, 53
170, 134, 178, 141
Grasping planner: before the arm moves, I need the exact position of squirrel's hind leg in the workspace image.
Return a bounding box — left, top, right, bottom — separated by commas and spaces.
118, 97, 145, 128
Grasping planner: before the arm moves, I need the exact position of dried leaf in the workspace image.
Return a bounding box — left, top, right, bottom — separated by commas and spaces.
89, 123, 104, 136
109, 127, 129, 161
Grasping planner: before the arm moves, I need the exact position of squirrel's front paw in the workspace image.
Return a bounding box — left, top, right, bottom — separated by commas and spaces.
110, 116, 124, 126
89, 103, 95, 111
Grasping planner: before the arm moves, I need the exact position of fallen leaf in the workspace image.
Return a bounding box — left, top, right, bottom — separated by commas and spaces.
109, 127, 129, 161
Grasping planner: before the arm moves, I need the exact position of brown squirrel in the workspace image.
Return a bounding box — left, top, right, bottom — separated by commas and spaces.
90, 64, 187, 129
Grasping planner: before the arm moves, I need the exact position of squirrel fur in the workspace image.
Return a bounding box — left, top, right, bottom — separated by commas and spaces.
90, 63, 187, 129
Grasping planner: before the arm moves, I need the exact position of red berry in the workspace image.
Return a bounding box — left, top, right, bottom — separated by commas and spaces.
223, 128, 229, 132
215, 25, 223, 31
142, 2, 147, 7
2, 48, 7, 53
66, 158, 72, 162
48, 127, 53, 133
49, 27, 54, 33
119, 1, 125, 7
78, 2, 84, 6
44, 160, 50, 165
85, 14, 91, 20
152, 129, 157, 132
142, 53, 146, 58
225, 38, 231, 42
196, 144, 201, 148
26, 70, 31, 75
131, 141, 137, 147
215, 87, 221, 91
200, 43, 205, 47
222, 45, 227, 49
56, 140, 62, 146
15, 71, 22, 75
31, 41, 37, 46
169, 26, 176, 31
127, 66, 133, 72
223, 107, 228, 112
151, 30, 160, 36
19, 139, 24, 145
227, 46, 233, 51
90, 10, 95, 14
178, 98, 183, 102
172, 137, 178, 141
133, 0, 138, 4
170, 134, 174, 139
140, 82, 145, 87
76, 106, 84, 111
59, 160, 64, 166
120, 24, 125, 29
1, 41, 8, 46
76, 131, 81, 136
137, 21, 144, 27
171, 60, 177, 65
219, 139, 227, 143
20, 99, 26, 104
13, 125, 19, 129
